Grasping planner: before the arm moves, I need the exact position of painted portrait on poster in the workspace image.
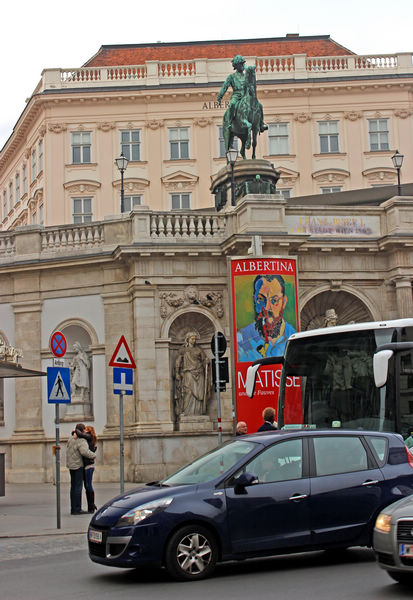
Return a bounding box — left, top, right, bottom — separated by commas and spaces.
230, 257, 299, 431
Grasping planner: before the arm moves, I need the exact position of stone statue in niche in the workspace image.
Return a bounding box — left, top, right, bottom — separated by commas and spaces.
324, 308, 338, 328
70, 341, 90, 402
173, 331, 212, 417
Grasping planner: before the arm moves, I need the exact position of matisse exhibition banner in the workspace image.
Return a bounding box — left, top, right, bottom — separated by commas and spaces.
230, 257, 300, 432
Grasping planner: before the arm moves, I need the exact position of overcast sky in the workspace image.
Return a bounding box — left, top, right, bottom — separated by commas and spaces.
2, 0, 413, 149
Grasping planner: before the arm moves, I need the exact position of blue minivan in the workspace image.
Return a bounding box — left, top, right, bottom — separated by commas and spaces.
88, 429, 413, 580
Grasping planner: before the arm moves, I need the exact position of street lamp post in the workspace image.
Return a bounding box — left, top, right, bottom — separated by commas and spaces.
115, 152, 129, 213
391, 149, 404, 196
226, 148, 238, 207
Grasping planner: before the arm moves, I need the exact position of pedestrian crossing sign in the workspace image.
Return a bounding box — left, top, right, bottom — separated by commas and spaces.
47, 366, 71, 403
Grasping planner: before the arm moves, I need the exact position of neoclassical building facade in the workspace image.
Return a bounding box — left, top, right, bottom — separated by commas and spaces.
0, 35, 413, 482
1, 35, 412, 229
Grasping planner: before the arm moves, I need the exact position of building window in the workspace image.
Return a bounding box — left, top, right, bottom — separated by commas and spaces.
22, 163, 27, 196
8, 182, 13, 211
72, 197, 92, 223
2, 191, 6, 219
368, 119, 389, 151
31, 149, 37, 181
321, 186, 342, 194
269, 123, 290, 155
279, 188, 292, 199
122, 195, 142, 213
39, 204, 44, 225
32, 211, 37, 224
169, 127, 189, 160
71, 132, 91, 164
15, 174, 20, 203
171, 193, 191, 209
38, 140, 43, 173
318, 121, 339, 153
120, 130, 140, 162
218, 126, 239, 158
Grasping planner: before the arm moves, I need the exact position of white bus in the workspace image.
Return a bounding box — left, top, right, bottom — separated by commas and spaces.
246, 319, 413, 438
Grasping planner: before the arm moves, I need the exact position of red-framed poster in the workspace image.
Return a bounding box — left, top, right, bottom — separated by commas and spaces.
230, 257, 300, 432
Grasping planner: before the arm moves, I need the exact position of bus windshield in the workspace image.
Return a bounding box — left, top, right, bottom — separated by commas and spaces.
279, 326, 411, 433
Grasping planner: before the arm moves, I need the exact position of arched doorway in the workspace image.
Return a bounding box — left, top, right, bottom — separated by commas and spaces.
301, 291, 372, 331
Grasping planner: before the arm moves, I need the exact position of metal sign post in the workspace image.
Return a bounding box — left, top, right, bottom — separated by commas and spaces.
55, 404, 61, 529
119, 390, 125, 494
109, 336, 136, 495
47, 328, 69, 531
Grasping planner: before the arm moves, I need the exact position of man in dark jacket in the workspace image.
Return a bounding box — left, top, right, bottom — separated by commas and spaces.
257, 407, 278, 432
66, 423, 96, 515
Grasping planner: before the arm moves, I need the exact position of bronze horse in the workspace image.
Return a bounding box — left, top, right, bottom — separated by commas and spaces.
223, 66, 261, 160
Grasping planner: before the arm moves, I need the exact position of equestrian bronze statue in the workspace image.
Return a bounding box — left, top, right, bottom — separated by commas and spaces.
217, 55, 267, 160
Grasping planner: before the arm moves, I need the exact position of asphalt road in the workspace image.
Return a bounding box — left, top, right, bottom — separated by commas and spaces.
1, 537, 412, 600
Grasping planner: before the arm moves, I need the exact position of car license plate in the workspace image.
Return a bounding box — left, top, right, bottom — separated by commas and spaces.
88, 528, 102, 543
400, 543, 413, 557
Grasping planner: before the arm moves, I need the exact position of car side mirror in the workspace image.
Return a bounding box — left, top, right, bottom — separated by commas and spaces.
234, 472, 258, 494
373, 349, 394, 388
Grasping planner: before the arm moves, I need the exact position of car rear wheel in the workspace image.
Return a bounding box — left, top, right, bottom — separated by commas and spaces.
387, 570, 413, 585
165, 525, 218, 581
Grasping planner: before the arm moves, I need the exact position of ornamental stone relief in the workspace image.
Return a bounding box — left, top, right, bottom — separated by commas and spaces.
344, 111, 362, 121
48, 123, 67, 134
365, 171, 395, 184
394, 109, 413, 119
193, 118, 213, 127
145, 120, 164, 130
314, 173, 346, 184
97, 122, 115, 131
294, 113, 312, 123
160, 286, 224, 320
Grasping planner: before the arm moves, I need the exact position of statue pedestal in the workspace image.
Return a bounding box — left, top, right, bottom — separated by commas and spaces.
178, 415, 212, 432
211, 159, 281, 211
61, 390, 92, 422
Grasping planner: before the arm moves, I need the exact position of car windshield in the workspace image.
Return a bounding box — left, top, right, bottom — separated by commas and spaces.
161, 439, 258, 486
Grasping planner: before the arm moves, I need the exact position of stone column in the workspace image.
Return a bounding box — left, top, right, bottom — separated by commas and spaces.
10, 300, 45, 482
12, 300, 44, 436
131, 285, 173, 432
394, 277, 413, 318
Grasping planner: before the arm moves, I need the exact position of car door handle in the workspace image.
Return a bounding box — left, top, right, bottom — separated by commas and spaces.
288, 493, 308, 501
361, 480, 379, 486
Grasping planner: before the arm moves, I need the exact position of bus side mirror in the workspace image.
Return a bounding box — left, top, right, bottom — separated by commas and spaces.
373, 349, 394, 387
246, 364, 261, 398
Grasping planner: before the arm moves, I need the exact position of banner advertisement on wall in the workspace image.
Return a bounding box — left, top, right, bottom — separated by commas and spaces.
230, 256, 300, 432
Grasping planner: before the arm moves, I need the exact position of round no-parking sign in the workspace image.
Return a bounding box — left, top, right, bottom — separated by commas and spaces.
50, 331, 67, 358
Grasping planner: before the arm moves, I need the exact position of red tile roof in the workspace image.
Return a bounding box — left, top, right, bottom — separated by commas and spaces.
84, 35, 353, 67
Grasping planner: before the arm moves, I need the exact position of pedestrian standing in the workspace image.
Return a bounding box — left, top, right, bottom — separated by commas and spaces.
257, 407, 278, 432
77, 425, 98, 513
66, 423, 96, 515
236, 421, 248, 435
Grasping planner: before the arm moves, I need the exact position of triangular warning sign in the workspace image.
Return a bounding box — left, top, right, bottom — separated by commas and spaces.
49, 371, 70, 401
109, 335, 136, 368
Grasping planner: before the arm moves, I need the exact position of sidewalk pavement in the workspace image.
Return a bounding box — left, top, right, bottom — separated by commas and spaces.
0, 482, 138, 538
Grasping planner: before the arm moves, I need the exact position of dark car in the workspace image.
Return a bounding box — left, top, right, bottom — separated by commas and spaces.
88, 429, 413, 581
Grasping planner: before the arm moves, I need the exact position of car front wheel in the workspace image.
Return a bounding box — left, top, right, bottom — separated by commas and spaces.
165, 525, 218, 581
387, 570, 413, 585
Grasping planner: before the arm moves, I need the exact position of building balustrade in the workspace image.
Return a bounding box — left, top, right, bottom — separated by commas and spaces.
0, 210, 227, 262
150, 212, 224, 240
39, 52, 413, 92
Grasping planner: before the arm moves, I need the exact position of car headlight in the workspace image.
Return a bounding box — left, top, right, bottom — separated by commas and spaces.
115, 496, 174, 527
375, 513, 392, 533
